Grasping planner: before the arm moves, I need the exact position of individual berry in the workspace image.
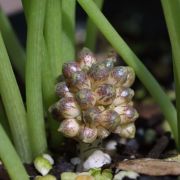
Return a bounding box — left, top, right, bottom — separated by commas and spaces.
55, 82, 71, 97
58, 119, 80, 137
114, 105, 138, 124
76, 89, 96, 110
79, 126, 98, 143
57, 97, 80, 119
95, 84, 116, 105
83, 107, 101, 127
113, 88, 134, 106
77, 47, 96, 71
108, 66, 128, 86
96, 110, 120, 131
113, 123, 136, 138
89, 60, 114, 87
62, 61, 80, 79
69, 71, 91, 92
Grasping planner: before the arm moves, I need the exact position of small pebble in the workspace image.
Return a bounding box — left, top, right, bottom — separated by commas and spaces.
105, 140, 117, 151
83, 150, 111, 170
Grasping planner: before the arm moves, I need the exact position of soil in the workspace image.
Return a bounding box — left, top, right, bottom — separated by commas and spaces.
0, 101, 178, 179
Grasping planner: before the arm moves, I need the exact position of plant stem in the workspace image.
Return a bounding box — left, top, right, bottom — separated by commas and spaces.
41, 44, 57, 109
0, 32, 32, 162
45, 0, 63, 79
0, 99, 11, 138
77, 140, 102, 171
85, 0, 104, 51
41, 42, 63, 149
44, 0, 66, 148
77, 0, 178, 145
0, 124, 29, 180
161, 0, 180, 150
22, 0, 63, 148
0, 8, 25, 81
26, 0, 47, 157
62, 0, 76, 61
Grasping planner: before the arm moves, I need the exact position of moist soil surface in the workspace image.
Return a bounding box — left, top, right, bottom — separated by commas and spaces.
0, 104, 178, 179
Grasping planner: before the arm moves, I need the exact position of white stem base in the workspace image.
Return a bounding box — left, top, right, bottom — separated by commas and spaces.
77, 139, 102, 171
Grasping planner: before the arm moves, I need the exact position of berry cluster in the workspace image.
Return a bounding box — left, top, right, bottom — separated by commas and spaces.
50, 48, 138, 143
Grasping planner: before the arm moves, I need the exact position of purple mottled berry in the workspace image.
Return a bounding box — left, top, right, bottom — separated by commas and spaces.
89, 60, 114, 82
55, 82, 69, 97
69, 71, 91, 91
111, 66, 128, 84
77, 47, 96, 70
113, 88, 134, 106
62, 62, 80, 78
95, 84, 116, 105
83, 107, 101, 126
125, 106, 138, 119
97, 110, 120, 131
114, 123, 135, 138
58, 97, 80, 118
79, 126, 97, 143
76, 89, 96, 110
117, 106, 138, 124
58, 119, 80, 137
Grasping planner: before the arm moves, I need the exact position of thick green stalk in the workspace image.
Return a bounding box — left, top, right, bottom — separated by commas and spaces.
45, 0, 63, 79
77, 0, 178, 145
0, 9, 25, 81
85, 0, 104, 51
62, 0, 76, 61
26, 0, 47, 157
0, 124, 29, 180
22, 0, 63, 148
21, 0, 54, 107
0, 99, 11, 138
41, 44, 57, 109
44, 0, 65, 148
161, 0, 180, 149
41, 42, 63, 149
0, 32, 32, 162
